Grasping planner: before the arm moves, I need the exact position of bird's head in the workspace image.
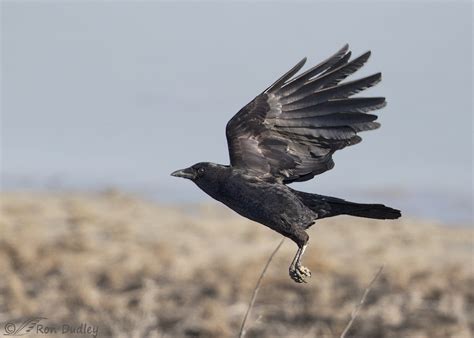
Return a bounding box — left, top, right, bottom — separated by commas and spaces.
171, 162, 229, 183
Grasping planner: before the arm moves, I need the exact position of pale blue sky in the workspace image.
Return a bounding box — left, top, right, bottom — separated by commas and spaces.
1, 2, 472, 219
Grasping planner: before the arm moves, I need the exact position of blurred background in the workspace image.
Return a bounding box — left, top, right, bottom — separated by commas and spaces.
2, 0, 472, 224
1, 1, 473, 337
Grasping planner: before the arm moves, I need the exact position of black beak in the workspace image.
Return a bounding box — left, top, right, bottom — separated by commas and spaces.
171, 167, 196, 180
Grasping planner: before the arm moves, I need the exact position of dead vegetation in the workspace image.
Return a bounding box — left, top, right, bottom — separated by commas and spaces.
0, 190, 472, 337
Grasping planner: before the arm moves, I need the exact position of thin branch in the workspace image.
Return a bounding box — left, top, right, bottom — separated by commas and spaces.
340, 265, 385, 338
239, 238, 285, 338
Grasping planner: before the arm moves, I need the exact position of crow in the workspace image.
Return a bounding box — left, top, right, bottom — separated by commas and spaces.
171, 44, 401, 283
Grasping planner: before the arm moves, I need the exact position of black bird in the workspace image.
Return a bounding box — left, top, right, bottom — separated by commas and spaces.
172, 45, 401, 283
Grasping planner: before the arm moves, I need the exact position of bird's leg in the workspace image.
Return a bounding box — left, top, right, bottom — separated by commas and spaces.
289, 243, 311, 283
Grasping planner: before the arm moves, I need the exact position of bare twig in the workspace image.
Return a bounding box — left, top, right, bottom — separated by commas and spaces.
239, 238, 285, 338
340, 265, 385, 338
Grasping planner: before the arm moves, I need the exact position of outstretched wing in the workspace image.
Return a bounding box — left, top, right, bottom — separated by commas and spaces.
226, 44, 386, 183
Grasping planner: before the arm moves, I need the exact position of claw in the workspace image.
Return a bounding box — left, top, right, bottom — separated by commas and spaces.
289, 264, 312, 283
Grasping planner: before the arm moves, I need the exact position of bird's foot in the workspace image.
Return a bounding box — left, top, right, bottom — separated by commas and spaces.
289, 264, 312, 283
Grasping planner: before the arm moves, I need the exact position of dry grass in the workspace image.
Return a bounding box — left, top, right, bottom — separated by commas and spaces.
0, 190, 472, 337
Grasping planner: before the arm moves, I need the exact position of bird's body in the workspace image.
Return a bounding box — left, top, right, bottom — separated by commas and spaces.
172, 44, 401, 283
193, 163, 317, 238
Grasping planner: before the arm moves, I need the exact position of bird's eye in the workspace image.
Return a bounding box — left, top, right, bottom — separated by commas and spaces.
198, 167, 205, 175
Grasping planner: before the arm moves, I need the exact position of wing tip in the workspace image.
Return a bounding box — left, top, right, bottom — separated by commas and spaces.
359, 50, 371, 62
372, 72, 382, 80
372, 97, 387, 109
365, 72, 382, 86
298, 57, 308, 68
264, 57, 307, 93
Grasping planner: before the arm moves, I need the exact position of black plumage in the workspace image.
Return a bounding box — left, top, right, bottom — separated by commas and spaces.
172, 45, 401, 283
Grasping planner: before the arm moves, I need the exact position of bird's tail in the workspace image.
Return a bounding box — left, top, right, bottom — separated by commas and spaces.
325, 199, 402, 219
292, 189, 401, 220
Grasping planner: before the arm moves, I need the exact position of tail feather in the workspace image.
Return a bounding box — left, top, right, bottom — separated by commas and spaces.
328, 201, 401, 219
291, 189, 401, 220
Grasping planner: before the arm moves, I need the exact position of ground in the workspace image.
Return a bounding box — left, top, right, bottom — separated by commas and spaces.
0, 191, 472, 337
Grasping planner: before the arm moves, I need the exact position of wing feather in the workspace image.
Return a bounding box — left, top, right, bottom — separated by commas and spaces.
263, 58, 307, 93
276, 44, 350, 96
282, 73, 382, 110
280, 97, 386, 117
273, 112, 378, 128
279, 51, 371, 104
226, 45, 386, 183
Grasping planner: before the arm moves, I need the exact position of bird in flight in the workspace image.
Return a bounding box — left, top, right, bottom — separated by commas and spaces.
172, 44, 401, 283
